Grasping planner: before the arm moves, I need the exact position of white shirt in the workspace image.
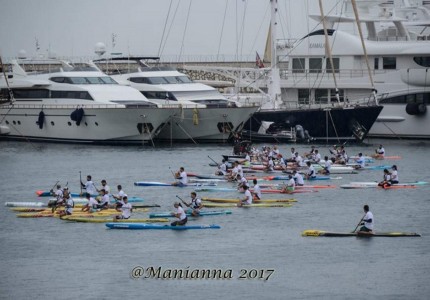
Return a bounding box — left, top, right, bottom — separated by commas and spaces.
314, 153, 321, 163
115, 190, 126, 200
219, 163, 227, 175
356, 156, 366, 168
243, 189, 253, 205
100, 194, 110, 205
377, 147, 385, 155
253, 184, 262, 199
191, 197, 202, 209
237, 165, 244, 178
84, 181, 97, 195
287, 178, 295, 188
65, 197, 74, 214
267, 159, 274, 171
239, 176, 249, 188
54, 189, 63, 201
101, 184, 110, 194
88, 197, 98, 208
231, 166, 239, 178
363, 211, 374, 230
324, 160, 332, 171
391, 170, 399, 182
121, 203, 132, 219
308, 165, 316, 178
175, 206, 187, 220
179, 171, 188, 185
293, 173, 304, 185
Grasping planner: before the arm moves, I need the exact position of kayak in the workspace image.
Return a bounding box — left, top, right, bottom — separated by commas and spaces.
149, 210, 232, 218
263, 175, 342, 181
340, 184, 419, 189
15, 210, 122, 218
105, 223, 221, 230
134, 181, 216, 187
6, 202, 158, 208
11, 207, 149, 213
301, 230, 421, 237
36, 191, 98, 197
195, 187, 316, 194
48, 196, 145, 203
260, 189, 317, 194
259, 184, 336, 189
201, 202, 293, 208
349, 181, 428, 186
61, 217, 169, 223
201, 197, 297, 203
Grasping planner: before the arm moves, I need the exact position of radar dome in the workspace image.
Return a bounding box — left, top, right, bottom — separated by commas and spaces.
18, 49, 27, 59
95, 42, 106, 56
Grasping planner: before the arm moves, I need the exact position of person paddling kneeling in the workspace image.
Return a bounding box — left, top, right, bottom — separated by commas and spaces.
171, 202, 187, 226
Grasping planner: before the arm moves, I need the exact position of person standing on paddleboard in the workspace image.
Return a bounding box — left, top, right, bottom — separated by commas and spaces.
359, 205, 374, 233
171, 202, 187, 226
81, 175, 97, 196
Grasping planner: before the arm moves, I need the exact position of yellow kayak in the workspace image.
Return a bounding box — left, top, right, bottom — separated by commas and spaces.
12, 207, 148, 213
201, 197, 297, 203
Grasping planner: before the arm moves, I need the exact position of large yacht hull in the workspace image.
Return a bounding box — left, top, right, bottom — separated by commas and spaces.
244, 105, 383, 142
155, 106, 258, 143
368, 104, 430, 139
0, 104, 175, 145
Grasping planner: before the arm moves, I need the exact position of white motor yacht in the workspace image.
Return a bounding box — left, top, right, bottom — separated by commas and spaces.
94, 57, 258, 143
0, 59, 177, 144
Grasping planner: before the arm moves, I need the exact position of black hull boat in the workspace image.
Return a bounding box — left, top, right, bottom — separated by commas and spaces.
244, 105, 383, 143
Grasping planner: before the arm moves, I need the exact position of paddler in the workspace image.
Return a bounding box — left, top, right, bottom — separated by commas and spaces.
238, 185, 253, 207
321, 156, 331, 175
281, 174, 295, 194
172, 167, 188, 186
97, 179, 110, 195
96, 189, 110, 209
355, 153, 366, 169
81, 192, 99, 212
114, 196, 132, 221
390, 165, 399, 184
81, 175, 97, 196
48, 184, 63, 209
375, 144, 385, 159
180, 191, 203, 217
59, 190, 74, 217
171, 201, 188, 226
215, 159, 228, 176
112, 185, 126, 208
305, 161, 316, 180
378, 168, 391, 188
252, 178, 262, 201
237, 174, 249, 191
292, 170, 304, 186
359, 205, 374, 233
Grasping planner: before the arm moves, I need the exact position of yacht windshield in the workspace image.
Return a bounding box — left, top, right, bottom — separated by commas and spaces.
53, 77, 118, 84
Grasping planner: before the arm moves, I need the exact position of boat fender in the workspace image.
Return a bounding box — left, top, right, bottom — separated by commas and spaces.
406, 103, 426, 116
70, 108, 85, 125
36, 110, 45, 129
192, 108, 199, 125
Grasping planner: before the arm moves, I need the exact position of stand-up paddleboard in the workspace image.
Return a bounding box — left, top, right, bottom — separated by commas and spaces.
201, 197, 297, 203
36, 191, 99, 197
302, 230, 421, 237
61, 217, 169, 223
134, 181, 216, 187
149, 210, 232, 218
263, 175, 342, 181
105, 223, 221, 230
349, 181, 428, 186
341, 184, 419, 189
201, 202, 293, 208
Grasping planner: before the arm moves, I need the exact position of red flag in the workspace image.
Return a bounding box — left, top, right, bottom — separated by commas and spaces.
256, 51, 264, 68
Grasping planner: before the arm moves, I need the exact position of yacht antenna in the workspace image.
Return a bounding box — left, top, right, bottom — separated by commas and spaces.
318, 0, 341, 105
350, 0, 378, 105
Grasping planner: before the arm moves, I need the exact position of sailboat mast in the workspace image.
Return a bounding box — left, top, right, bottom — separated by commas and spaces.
350, 0, 378, 105
268, 0, 282, 109
318, 0, 341, 105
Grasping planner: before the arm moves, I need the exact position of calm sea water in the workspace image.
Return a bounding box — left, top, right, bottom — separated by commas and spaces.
0, 139, 429, 300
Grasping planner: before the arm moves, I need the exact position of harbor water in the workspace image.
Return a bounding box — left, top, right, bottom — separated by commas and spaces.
0, 139, 429, 300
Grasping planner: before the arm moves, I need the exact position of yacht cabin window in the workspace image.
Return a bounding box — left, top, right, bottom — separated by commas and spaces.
309, 58, 323, 73
129, 76, 193, 84
326, 58, 339, 73
382, 57, 396, 69
50, 76, 117, 84
413, 57, 430, 67
315, 89, 328, 104
374, 58, 379, 70
298, 89, 310, 105
292, 58, 305, 73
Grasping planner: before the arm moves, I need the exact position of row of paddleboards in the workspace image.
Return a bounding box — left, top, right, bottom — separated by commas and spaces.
105, 223, 221, 230
340, 181, 428, 189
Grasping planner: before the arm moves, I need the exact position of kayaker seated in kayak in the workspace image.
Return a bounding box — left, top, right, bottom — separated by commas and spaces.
114, 196, 132, 221
305, 161, 317, 180
238, 185, 253, 207
374, 144, 385, 159
48, 184, 63, 208
180, 192, 203, 217
172, 167, 188, 186
171, 202, 188, 226
97, 179, 110, 195
286, 147, 296, 162
293, 152, 303, 168
390, 165, 399, 184
378, 168, 391, 188
304, 145, 316, 159
281, 174, 295, 194
112, 185, 126, 208
227, 162, 239, 181
292, 170, 304, 186
237, 174, 249, 191
319, 156, 331, 175
96, 189, 110, 209
359, 205, 373, 233
252, 178, 262, 201
265, 156, 274, 172
215, 159, 228, 176
354, 153, 366, 169
59, 192, 74, 217
81, 193, 99, 212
